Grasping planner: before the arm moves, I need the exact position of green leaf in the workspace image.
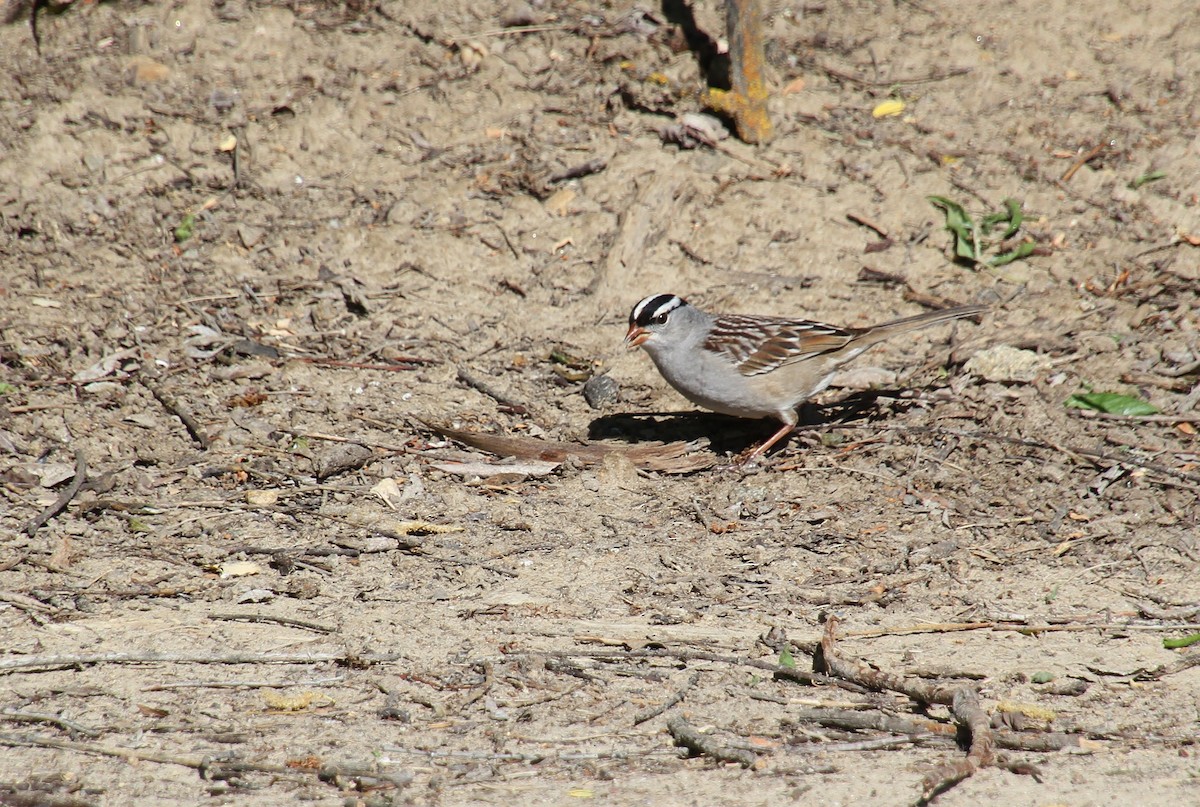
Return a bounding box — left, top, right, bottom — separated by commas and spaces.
1030, 671, 1055, 684
999, 198, 1024, 238
1064, 392, 1160, 416
1163, 633, 1200, 650
778, 645, 796, 669
928, 196, 979, 260
987, 240, 1037, 267
1129, 170, 1166, 190
174, 213, 196, 243
0, 382, 16, 395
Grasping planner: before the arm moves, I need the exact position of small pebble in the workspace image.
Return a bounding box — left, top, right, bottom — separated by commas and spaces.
583, 374, 619, 409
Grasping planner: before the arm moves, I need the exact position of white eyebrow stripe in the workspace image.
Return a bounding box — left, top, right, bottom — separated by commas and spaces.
632, 294, 684, 324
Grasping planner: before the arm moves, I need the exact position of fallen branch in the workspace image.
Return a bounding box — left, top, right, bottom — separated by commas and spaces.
140, 377, 210, 449
789, 708, 1084, 752
0, 708, 100, 738
634, 672, 700, 725
207, 613, 337, 634
0, 650, 408, 676
24, 450, 87, 537
0, 732, 412, 790
920, 689, 998, 798
819, 617, 956, 705
666, 714, 757, 768
537, 647, 865, 694
457, 367, 528, 414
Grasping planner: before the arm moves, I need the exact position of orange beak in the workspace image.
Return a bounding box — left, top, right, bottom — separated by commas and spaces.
625, 324, 649, 348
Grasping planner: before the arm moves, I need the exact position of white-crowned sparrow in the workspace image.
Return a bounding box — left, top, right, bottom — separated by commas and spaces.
625, 294, 985, 461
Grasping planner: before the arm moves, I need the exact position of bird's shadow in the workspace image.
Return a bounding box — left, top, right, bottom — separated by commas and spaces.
588, 390, 915, 457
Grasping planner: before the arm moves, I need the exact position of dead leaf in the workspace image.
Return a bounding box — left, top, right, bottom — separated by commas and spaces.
420, 419, 714, 474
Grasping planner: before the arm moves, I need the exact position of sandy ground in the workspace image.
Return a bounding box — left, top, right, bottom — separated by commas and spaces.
1, 0, 1199, 804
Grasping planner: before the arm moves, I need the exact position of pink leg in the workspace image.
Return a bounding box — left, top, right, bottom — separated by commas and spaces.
739, 420, 796, 465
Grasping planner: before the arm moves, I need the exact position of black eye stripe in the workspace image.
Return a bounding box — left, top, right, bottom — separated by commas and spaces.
631, 294, 685, 327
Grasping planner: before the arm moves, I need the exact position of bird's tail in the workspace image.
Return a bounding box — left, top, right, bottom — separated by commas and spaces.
864, 304, 986, 343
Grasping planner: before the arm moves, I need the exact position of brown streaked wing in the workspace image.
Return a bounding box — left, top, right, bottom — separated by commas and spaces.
704, 315, 859, 377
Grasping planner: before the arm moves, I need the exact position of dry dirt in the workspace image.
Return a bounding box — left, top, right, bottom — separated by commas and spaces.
2, 0, 1199, 804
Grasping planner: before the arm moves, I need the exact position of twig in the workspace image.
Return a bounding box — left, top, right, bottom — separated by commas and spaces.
0, 650, 409, 676
383, 744, 680, 763
1060, 141, 1108, 182
0, 708, 101, 738
920, 689, 998, 798
207, 612, 337, 634
297, 357, 436, 370
1067, 409, 1200, 424
0, 732, 411, 789
144, 676, 345, 691
790, 708, 1083, 752
634, 672, 700, 725
456, 367, 527, 414
819, 617, 956, 705
0, 590, 62, 614
140, 378, 210, 449
458, 662, 494, 710
537, 648, 866, 694
548, 158, 607, 184
845, 622, 995, 638
24, 450, 87, 536
1135, 652, 1200, 681
665, 714, 757, 768
846, 212, 889, 238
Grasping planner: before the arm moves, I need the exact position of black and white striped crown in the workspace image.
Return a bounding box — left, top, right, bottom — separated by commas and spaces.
630, 294, 688, 327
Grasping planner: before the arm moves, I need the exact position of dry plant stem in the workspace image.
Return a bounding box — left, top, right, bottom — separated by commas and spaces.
140, 377, 210, 449
920, 689, 997, 797
456, 367, 528, 413
820, 617, 957, 705
0, 650, 409, 675
0, 732, 412, 789
24, 450, 87, 536
666, 714, 757, 768
207, 612, 337, 634
539, 648, 865, 694
0, 708, 100, 738
634, 672, 701, 725
790, 708, 1083, 752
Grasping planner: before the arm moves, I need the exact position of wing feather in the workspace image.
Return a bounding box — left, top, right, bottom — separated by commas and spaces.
703, 315, 861, 377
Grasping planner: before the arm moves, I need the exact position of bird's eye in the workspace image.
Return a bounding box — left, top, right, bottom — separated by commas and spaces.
652, 313, 668, 325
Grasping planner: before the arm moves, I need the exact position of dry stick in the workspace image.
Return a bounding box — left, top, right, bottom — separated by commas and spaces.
207, 613, 337, 634
634, 672, 701, 725
819, 617, 957, 705
665, 714, 758, 768
790, 708, 1082, 753
458, 662, 494, 710
0, 708, 100, 738
0, 731, 412, 789
1138, 653, 1200, 681
539, 648, 866, 694
456, 367, 528, 413
140, 377, 210, 449
24, 450, 87, 536
0, 650, 409, 676
1061, 141, 1108, 182
921, 689, 1000, 798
